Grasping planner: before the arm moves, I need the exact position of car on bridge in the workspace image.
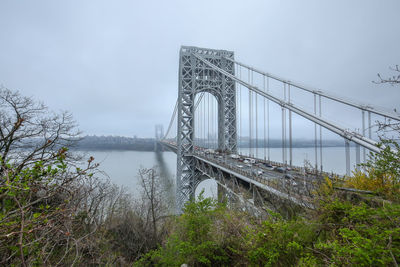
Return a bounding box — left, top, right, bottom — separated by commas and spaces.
263, 163, 273, 168
275, 167, 286, 173
244, 158, 256, 164
252, 169, 263, 176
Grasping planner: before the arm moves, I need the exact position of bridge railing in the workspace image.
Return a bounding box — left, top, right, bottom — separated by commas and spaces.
193, 151, 316, 203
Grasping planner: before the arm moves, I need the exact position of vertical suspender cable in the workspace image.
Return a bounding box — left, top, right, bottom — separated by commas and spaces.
345, 139, 350, 176
211, 93, 213, 149
199, 95, 201, 147
319, 95, 323, 172
199, 93, 201, 147
199, 95, 202, 147
254, 71, 258, 158
198, 95, 201, 147
203, 90, 206, 148
197, 95, 200, 147
214, 92, 216, 149
199, 97, 201, 148
201, 63, 205, 148
282, 83, 286, 166
283, 83, 287, 167
196, 95, 198, 147
367, 111, 372, 163
214, 94, 216, 149
356, 143, 361, 167
208, 92, 210, 148
368, 111, 372, 139
267, 77, 270, 162
263, 75, 266, 160
211, 92, 214, 149
314, 93, 318, 172
249, 69, 252, 157
289, 84, 293, 167
194, 96, 196, 147
235, 63, 238, 152
282, 105, 285, 165
200, 94, 203, 147
356, 110, 361, 167
239, 65, 242, 155
362, 110, 366, 163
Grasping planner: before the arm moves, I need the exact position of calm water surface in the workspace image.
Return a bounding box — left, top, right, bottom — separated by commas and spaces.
78, 150, 177, 194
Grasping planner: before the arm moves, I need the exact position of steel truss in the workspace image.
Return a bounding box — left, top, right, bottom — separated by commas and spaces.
192, 155, 310, 217
193, 157, 266, 217
176, 46, 237, 213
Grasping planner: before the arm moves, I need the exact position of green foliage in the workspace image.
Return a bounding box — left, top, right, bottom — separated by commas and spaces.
345, 140, 400, 200
247, 216, 317, 266
136, 193, 233, 266
316, 199, 400, 266
137, 181, 400, 266
363, 140, 400, 179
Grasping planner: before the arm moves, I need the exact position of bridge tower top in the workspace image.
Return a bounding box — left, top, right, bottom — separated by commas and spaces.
180, 46, 234, 58
155, 124, 164, 140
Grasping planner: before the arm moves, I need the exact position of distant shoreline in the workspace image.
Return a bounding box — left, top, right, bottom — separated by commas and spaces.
71, 144, 348, 152
72, 135, 351, 152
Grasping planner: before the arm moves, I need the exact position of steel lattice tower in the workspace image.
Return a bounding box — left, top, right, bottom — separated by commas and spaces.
176, 46, 237, 213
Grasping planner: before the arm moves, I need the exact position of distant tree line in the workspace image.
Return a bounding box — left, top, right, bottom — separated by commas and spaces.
74, 136, 345, 151
74, 135, 158, 151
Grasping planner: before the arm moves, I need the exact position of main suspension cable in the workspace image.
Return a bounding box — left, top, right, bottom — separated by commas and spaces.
163, 99, 178, 139
223, 57, 400, 121
194, 53, 384, 153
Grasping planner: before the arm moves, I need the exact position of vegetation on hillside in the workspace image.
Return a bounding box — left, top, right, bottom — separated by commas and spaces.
1, 74, 399, 266
0, 88, 170, 265
136, 193, 399, 266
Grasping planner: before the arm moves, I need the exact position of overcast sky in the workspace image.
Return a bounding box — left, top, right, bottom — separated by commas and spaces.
1, 0, 399, 138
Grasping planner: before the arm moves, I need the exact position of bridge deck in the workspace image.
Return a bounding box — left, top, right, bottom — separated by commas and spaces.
161, 141, 323, 208
193, 154, 314, 208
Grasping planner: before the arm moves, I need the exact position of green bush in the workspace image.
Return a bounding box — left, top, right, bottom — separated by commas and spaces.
137, 188, 400, 267
136, 194, 233, 266
346, 140, 400, 200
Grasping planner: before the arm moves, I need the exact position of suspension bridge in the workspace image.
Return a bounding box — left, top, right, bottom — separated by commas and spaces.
160, 46, 400, 214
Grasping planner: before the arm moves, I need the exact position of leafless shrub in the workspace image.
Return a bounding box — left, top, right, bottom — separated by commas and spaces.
0, 88, 174, 265
374, 65, 400, 85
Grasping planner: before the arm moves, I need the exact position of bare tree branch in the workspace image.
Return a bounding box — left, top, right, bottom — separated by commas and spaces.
374, 65, 400, 85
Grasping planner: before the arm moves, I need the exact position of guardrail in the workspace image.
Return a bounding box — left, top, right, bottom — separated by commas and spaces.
194, 152, 314, 204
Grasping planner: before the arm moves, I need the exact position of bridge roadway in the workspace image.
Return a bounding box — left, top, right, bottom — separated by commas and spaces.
161, 141, 319, 209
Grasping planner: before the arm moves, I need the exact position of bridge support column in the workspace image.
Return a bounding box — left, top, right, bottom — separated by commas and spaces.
217, 182, 226, 203
345, 139, 351, 176
176, 46, 237, 213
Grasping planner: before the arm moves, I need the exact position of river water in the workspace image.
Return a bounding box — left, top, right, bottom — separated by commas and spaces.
77, 146, 363, 198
